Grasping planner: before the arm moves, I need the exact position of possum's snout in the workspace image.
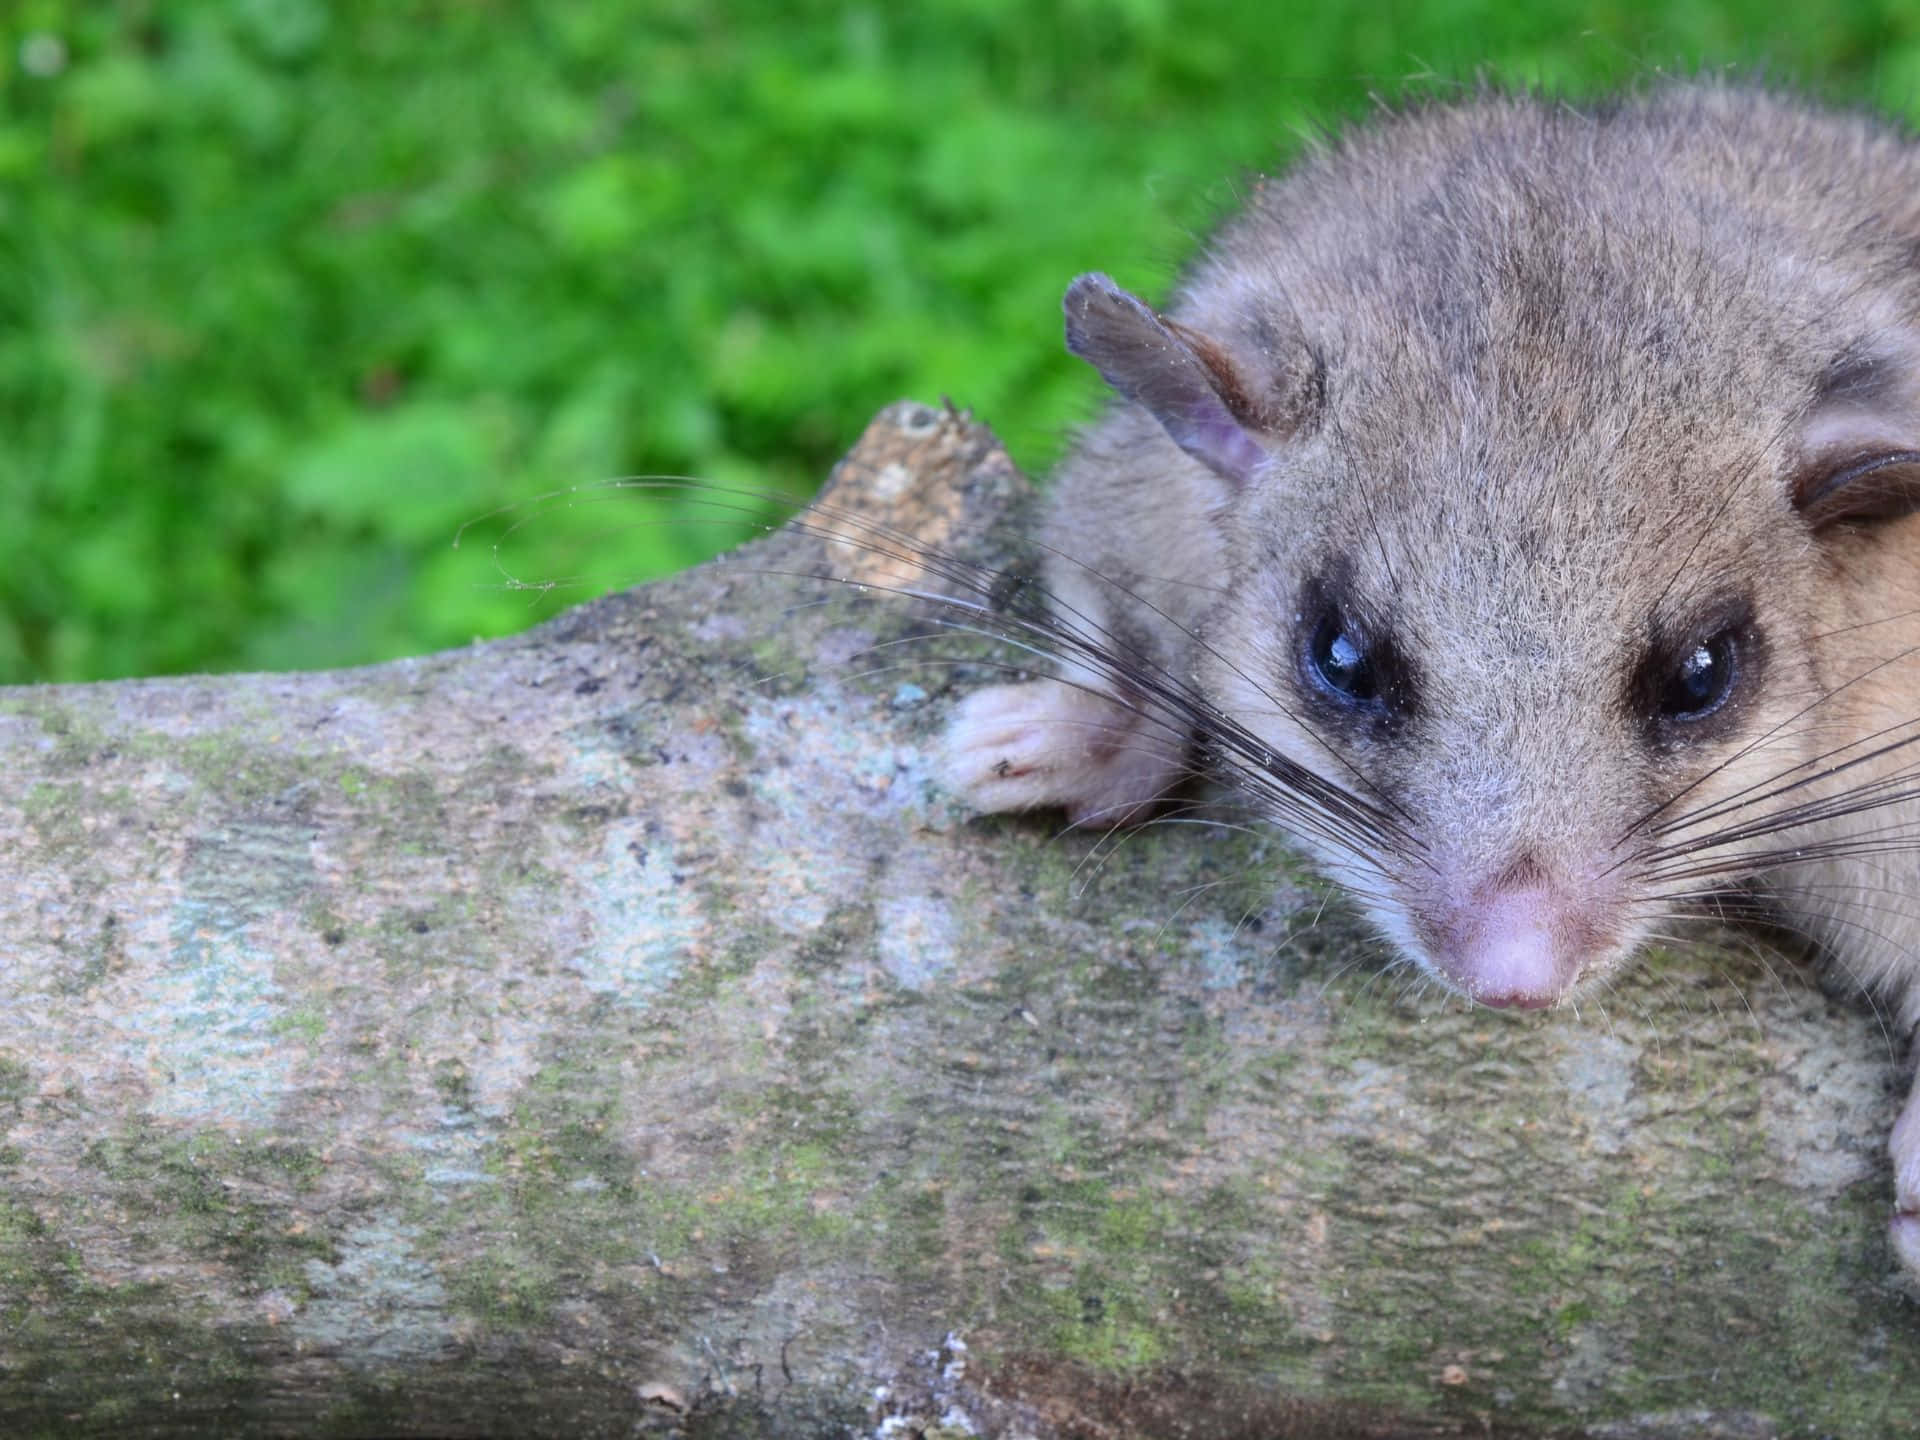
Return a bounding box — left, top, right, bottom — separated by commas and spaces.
1408, 855, 1628, 1011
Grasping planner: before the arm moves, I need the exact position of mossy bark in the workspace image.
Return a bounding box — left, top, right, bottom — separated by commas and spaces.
1, 402, 1915, 1439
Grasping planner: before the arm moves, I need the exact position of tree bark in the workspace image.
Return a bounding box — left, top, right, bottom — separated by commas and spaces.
1, 402, 1915, 1439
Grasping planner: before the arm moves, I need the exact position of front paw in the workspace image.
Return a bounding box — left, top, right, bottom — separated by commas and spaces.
1890, 1085, 1920, 1283
941, 680, 1185, 827
1892, 1211, 1920, 1282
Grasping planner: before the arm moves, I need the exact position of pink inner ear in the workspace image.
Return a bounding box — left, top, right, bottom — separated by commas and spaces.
1062, 272, 1286, 490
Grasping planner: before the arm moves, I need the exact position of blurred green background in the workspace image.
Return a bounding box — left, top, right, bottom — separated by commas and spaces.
4, 1, 1919, 683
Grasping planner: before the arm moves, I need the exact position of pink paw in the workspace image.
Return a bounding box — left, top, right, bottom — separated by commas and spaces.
1892, 1211, 1920, 1281
1891, 1084, 1920, 1282
941, 680, 1186, 827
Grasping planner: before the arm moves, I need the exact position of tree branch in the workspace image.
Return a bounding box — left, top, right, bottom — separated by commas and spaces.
0, 402, 1912, 1438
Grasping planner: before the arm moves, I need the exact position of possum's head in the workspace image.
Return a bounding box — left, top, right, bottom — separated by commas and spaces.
1064, 89, 1920, 1008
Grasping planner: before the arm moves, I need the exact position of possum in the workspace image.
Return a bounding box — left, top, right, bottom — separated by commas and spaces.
937, 81, 1920, 1280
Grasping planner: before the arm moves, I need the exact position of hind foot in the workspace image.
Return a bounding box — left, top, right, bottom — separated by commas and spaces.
941, 679, 1186, 827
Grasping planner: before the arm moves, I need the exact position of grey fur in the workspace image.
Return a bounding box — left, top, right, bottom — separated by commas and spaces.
942, 81, 1920, 1280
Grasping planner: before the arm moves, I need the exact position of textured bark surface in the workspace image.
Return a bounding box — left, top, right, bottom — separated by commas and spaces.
1, 401, 1917, 1439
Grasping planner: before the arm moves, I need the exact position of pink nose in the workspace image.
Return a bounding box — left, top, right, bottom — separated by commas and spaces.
1430, 883, 1577, 1009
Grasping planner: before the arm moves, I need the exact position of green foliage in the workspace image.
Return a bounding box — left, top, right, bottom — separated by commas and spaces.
3, 2, 1919, 680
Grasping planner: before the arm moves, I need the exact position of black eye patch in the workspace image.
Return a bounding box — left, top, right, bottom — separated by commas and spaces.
1294, 572, 1416, 728
1631, 593, 1764, 746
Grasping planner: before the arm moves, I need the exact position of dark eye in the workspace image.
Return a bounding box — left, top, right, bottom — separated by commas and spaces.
1659, 631, 1738, 720
1308, 611, 1378, 704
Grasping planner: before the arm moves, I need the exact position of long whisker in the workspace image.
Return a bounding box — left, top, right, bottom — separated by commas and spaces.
1643, 654, 1920, 842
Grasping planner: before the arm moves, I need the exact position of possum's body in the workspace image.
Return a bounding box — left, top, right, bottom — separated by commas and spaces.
941, 84, 1920, 1280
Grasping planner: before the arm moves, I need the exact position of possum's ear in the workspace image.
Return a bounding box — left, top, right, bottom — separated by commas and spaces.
1064, 273, 1314, 488
1794, 337, 1920, 529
